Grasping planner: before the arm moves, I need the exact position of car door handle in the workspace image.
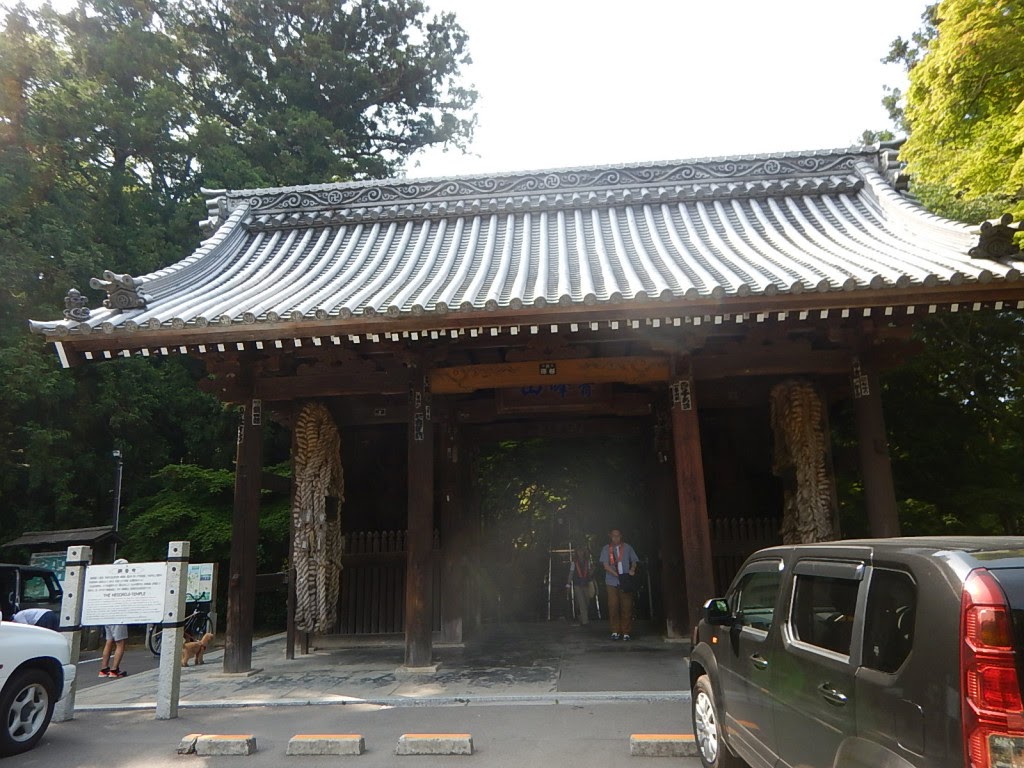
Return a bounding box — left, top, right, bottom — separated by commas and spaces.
818, 683, 848, 706
749, 653, 769, 670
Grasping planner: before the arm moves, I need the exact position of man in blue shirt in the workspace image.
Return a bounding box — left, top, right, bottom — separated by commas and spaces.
599, 528, 639, 640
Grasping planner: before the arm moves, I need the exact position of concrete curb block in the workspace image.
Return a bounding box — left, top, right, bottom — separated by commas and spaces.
629, 733, 697, 757
396, 733, 473, 755
195, 734, 258, 756
177, 734, 201, 754
287, 734, 365, 756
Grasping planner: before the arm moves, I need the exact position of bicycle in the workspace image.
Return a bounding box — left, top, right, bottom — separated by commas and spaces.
146, 593, 213, 656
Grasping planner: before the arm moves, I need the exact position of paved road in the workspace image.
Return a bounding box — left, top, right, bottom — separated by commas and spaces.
23, 701, 701, 768
76, 642, 159, 689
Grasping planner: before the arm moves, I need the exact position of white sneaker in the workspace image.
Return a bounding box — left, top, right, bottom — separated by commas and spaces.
622, 634, 631, 641
611, 633, 621, 640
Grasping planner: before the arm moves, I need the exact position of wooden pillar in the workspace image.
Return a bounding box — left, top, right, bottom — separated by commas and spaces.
464, 440, 483, 635
655, 407, 687, 637
224, 398, 263, 673
852, 357, 901, 537
669, 376, 715, 633
404, 369, 435, 667
286, 422, 297, 660
438, 410, 464, 643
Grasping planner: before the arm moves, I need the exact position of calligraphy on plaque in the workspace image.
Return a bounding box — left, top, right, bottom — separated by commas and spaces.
496, 383, 612, 415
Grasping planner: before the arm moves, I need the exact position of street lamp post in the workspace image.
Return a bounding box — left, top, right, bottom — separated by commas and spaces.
111, 449, 123, 560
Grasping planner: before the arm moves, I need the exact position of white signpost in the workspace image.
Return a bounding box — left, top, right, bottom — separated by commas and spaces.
81, 562, 167, 625
56, 543, 191, 720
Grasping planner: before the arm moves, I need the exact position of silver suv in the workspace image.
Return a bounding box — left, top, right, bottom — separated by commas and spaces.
689, 537, 1024, 768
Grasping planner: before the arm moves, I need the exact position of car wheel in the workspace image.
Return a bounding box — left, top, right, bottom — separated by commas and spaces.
0, 668, 57, 757
692, 674, 744, 768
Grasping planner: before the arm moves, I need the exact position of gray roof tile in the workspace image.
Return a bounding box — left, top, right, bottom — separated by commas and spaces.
29, 147, 1024, 342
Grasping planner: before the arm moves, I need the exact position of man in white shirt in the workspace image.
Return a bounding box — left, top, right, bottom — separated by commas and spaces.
12, 607, 61, 631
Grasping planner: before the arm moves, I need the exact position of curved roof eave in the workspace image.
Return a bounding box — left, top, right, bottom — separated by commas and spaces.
28, 146, 1024, 357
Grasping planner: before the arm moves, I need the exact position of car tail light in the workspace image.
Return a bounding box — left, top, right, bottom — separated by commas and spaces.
961, 568, 1024, 767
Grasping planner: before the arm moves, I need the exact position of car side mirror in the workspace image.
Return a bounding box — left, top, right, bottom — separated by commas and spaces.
703, 597, 734, 626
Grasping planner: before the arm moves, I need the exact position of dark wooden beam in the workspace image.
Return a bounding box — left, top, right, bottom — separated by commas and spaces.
224, 400, 263, 673
853, 356, 901, 536
465, 416, 648, 444
669, 375, 716, 633
692, 348, 853, 379
431, 355, 670, 394
454, 391, 654, 424
261, 471, 290, 494
438, 413, 463, 644
255, 371, 407, 400
404, 367, 435, 668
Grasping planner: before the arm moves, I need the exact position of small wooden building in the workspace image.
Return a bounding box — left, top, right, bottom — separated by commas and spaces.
30, 145, 1024, 671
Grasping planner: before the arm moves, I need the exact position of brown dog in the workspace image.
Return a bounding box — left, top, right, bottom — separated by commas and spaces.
181, 632, 214, 667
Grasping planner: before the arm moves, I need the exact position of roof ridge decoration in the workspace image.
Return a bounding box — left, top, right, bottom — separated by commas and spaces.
88, 270, 149, 310
970, 214, 1023, 260
216, 147, 878, 216
62, 288, 90, 322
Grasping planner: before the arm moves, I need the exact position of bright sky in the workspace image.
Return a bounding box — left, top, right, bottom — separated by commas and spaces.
407, 0, 928, 179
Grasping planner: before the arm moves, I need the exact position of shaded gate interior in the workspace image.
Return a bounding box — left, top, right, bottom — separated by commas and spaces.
472, 430, 656, 625
330, 392, 783, 635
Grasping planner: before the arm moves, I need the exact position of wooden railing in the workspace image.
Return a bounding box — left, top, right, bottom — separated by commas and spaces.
709, 516, 781, 594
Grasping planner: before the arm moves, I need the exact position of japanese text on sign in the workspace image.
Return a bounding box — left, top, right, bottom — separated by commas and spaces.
81, 562, 167, 625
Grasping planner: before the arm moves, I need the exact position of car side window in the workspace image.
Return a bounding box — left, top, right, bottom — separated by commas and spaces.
792, 574, 860, 655
731, 568, 782, 631
21, 575, 55, 603
862, 569, 916, 673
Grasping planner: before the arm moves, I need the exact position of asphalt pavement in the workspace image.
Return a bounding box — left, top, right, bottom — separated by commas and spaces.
26, 701, 701, 767
41, 620, 697, 765
76, 642, 159, 689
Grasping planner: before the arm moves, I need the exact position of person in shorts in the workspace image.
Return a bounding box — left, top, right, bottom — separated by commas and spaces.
99, 558, 130, 678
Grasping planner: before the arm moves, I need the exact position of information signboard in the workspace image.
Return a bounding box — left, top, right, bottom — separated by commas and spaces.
81, 562, 167, 625
186, 563, 214, 603
29, 551, 68, 583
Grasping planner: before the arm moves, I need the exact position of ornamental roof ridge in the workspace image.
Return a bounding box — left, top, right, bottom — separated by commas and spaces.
208, 145, 880, 216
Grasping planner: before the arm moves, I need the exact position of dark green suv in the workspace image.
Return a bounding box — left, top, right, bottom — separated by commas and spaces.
0, 564, 63, 621
689, 537, 1024, 768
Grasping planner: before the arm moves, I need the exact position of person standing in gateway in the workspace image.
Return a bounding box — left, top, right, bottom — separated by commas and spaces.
600, 528, 639, 641
565, 546, 595, 626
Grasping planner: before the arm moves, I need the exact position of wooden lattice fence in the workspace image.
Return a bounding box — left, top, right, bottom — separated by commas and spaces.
709, 517, 782, 594
338, 530, 440, 634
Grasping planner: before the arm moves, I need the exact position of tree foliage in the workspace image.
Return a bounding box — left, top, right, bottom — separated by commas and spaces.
883, 312, 1024, 534
122, 463, 291, 568
0, 0, 477, 557
848, 2, 1024, 540
170, 0, 477, 186
900, 0, 1024, 219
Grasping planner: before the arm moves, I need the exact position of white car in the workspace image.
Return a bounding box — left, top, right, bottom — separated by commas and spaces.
0, 621, 75, 756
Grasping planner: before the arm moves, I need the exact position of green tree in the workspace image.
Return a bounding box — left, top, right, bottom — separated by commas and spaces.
900, 0, 1024, 219
168, 0, 477, 186
0, 0, 478, 554
878, 3, 939, 132
850, 1, 1024, 539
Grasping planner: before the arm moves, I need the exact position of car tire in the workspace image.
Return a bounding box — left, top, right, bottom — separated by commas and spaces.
0, 668, 57, 757
692, 674, 744, 768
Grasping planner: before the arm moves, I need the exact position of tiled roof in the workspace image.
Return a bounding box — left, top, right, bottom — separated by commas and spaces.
29, 146, 1024, 348
1, 525, 119, 548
